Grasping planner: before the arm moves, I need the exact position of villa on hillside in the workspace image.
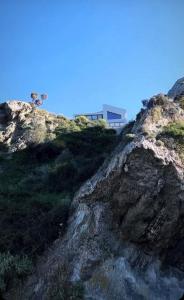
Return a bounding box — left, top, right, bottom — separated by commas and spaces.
74, 104, 127, 129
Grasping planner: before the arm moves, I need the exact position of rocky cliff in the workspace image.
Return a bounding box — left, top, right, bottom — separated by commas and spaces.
6, 92, 182, 300
0, 101, 63, 152
2, 88, 184, 300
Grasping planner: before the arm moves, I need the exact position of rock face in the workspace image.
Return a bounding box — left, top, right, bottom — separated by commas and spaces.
13, 94, 184, 300
168, 77, 184, 98
0, 100, 63, 152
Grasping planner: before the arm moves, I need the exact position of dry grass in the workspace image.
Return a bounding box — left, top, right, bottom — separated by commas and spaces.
151, 106, 162, 122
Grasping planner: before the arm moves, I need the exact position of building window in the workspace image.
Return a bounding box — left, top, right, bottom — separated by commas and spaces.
80, 114, 103, 121
107, 111, 121, 120
109, 122, 125, 128
91, 115, 97, 120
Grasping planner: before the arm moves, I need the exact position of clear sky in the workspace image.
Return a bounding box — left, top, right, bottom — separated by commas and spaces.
0, 0, 184, 120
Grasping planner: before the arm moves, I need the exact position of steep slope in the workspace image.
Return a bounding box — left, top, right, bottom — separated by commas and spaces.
15, 94, 184, 300
0, 102, 118, 299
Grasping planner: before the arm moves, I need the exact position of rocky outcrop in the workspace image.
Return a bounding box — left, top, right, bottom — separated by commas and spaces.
168, 77, 184, 98
13, 94, 184, 300
0, 100, 63, 152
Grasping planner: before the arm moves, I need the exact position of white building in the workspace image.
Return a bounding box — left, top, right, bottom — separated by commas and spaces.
74, 104, 127, 129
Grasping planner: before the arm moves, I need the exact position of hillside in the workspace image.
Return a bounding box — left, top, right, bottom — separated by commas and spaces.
1, 83, 184, 299
0, 102, 117, 298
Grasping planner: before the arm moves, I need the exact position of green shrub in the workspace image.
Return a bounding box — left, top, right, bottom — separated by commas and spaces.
47, 162, 78, 192
163, 121, 184, 138
55, 119, 81, 134
0, 123, 117, 259
159, 121, 184, 163
94, 118, 107, 128
0, 118, 118, 296
0, 252, 32, 293
55, 126, 117, 157
0, 193, 70, 257
75, 115, 90, 126
23, 125, 47, 144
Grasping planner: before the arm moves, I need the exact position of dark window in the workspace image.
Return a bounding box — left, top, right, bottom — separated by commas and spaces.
107, 111, 121, 120
91, 115, 97, 120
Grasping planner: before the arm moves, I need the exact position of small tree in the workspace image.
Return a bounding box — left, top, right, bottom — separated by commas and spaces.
30, 92, 48, 107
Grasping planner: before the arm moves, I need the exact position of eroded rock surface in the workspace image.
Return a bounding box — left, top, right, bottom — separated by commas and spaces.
0, 100, 62, 152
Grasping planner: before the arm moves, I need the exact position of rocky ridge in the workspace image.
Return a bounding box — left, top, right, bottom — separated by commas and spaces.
9, 91, 184, 300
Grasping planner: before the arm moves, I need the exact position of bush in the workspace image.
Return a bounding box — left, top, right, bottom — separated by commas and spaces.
163, 121, 184, 138
0, 252, 32, 293
0, 193, 70, 257
159, 121, 184, 163
75, 115, 90, 126
23, 125, 47, 145
0, 118, 118, 296
54, 126, 117, 158
47, 162, 78, 192
55, 119, 81, 134
26, 142, 63, 163
94, 118, 107, 128
0, 122, 117, 259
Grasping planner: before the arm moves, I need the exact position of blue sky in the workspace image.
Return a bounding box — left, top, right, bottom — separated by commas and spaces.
0, 0, 184, 120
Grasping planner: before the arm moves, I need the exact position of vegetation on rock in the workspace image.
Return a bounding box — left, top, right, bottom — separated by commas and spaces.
163, 121, 184, 138
2, 90, 184, 299
0, 114, 117, 295
159, 120, 184, 162
0, 253, 32, 293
